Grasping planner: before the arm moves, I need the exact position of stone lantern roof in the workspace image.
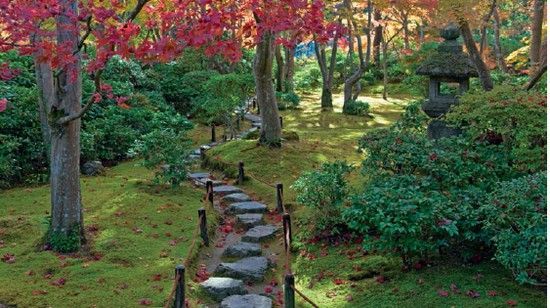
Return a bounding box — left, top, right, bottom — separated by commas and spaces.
416, 24, 478, 79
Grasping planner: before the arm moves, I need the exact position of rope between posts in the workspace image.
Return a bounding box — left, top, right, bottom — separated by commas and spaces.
246, 172, 277, 188
290, 285, 320, 308
163, 272, 181, 308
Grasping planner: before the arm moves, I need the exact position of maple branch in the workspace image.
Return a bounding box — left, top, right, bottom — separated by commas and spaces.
76, 16, 93, 53
126, 0, 149, 22
56, 71, 102, 125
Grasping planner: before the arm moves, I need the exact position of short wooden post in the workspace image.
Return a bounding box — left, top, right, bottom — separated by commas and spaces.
206, 180, 214, 205
237, 161, 245, 185
199, 147, 205, 161
174, 265, 185, 308
236, 118, 241, 130
223, 134, 227, 142
284, 273, 295, 308
211, 124, 216, 143
283, 213, 292, 253
252, 98, 257, 110
276, 183, 284, 213
279, 116, 283, 128
198, 208, 209, 246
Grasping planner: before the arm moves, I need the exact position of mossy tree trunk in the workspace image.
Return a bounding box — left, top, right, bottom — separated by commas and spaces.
529, 0, 545, 77
458, 19, 493, 91
254, 30, 282, 147
315, 34, 339, 110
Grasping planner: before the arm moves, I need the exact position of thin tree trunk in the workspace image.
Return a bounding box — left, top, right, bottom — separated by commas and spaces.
284, 46, 295, 92
373, 9, 382, 67
493, 8, 508, 72
275, 44, 285, 92
315, 37, 338, 110
459, 19, 494, 91
49, 0, 85, 247
479, 0, 497, 57
254, 31, 282, 146
382, 42, 389, 100
403, 14, 410, 49
529, 0, 544, 76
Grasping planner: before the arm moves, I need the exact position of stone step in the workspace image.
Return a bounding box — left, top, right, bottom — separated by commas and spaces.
227, 201, 267, 214
200, 277, 247, 302
222, 193, 252, 203
252, 122, 262, 128
242, 225, 278, 243
214, 257, 269, 282
244, 114, 262, 123
188, 172, 210, 180
236, 214, 264, 229
187, 154, 201, 160
194, 178, 224, 187
223, 242, 262, 258
213, 185, 243, 196
220, 294, 272, 308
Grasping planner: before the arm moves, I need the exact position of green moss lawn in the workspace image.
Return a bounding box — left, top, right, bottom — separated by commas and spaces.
0, 162, 208, 307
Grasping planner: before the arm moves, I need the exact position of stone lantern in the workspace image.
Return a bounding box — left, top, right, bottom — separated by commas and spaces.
416, 24, 478, 139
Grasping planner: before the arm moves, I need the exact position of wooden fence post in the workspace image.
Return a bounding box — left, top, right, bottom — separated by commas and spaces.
284, 273, 295, 308
198, 208, 209, 246
252, 98, 257, 111
276, 183, 284, 213
211, 124, 216, 143
174, 265, 185, 308
279, 116, 283, 128
283, 213, 292, 253
237, 161, 245, 185
199, 147, 205, 161
206, 180, 214, 205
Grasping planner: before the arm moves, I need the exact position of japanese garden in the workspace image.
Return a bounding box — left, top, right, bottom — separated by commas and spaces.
0, 0, 547, 307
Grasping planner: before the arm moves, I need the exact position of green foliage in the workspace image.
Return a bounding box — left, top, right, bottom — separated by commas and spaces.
292, 161, 353, 234
447, 85, 546, 172
276, 91, 301, 110
0, 134, 20, 189
295, 63, 321, 90
481, 172, 547, 285
194, 73, 254, 124
343, 100, 370, 116
47, 226, 81, 253
345, 175, 456, 262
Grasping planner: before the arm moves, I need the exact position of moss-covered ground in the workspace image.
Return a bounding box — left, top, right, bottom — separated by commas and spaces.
205, 89, 546, 307
0, 161, 212, 307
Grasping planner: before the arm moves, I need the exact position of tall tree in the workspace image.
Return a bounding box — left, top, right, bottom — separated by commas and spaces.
493, 7, 509, 72
529, 0, 545, 76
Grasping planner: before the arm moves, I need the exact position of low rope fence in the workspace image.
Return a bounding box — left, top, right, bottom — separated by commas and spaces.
163, 183, 213, 308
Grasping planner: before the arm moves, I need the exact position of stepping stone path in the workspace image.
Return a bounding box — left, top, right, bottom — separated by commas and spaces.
185, 108, 284, 307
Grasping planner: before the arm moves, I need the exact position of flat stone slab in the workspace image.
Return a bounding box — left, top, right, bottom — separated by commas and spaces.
200, 277, 247, 301
242, 225, 278, 243
213, 185, 243, 196
188, 154, 200, 160
227, 202, 267, 214
252, 122, 262, 128
222, 193, 252, 203
220, 294, 272, 308
214, 257, 269, 282
194, 178, 224, 187
244, 114, 262, 123
236, 214, 264, 229
188, 172, 210, 180
223, 242, 262, 258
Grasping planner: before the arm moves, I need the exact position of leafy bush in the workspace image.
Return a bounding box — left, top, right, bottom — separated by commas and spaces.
0, 134, 20, 189
276, 91, 300, 110
295, 65, 321, 90
447, 85, 546, 172
345, 175, 457, 262
482, 172, 546, 285
292, 161, 353, 234
343, 100, 370, 116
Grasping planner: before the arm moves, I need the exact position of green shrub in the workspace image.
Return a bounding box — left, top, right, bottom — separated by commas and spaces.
295, 65, 321, 90
276, 91, 300, 110
345, 175, 456, 263
447, 85, 546, 172
292, 161, 353, 234
482, 172, 546, 285
0, 134, 20, 189
343, 100, 370, 116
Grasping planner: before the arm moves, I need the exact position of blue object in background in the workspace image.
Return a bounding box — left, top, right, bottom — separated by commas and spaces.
295, 41, 316, 59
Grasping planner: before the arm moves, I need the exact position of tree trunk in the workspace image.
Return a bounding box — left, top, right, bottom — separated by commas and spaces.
275, 44, 285, 92
49, 0, 85, 249
321, 86, 333, 109
459, 19, 494, 91
284, 46, 295, 92
382, 42, 389, 100
373, 9, 382, 67
479, 0, 497, 58
403, 14, 410, 50
493, 8, 508, 72
315, 37, 338, 110
33, 44, 54, 163
529, 0, 544, 76
254, 31, 282, 147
